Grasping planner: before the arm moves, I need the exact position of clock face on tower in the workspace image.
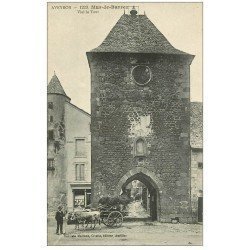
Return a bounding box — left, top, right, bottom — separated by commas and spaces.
132, 65, 152, 86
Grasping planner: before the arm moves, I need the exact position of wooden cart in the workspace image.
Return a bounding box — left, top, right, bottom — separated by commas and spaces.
100, 206, 124, 228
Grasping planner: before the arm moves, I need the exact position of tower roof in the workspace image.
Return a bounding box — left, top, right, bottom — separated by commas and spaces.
90, 13, 192, 55
47, 73, 70, 99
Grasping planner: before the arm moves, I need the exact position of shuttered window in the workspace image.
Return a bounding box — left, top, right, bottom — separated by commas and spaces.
75, 164, 84, 181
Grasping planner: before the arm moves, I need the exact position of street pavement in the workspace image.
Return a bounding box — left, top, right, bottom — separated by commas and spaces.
126, 200, 150, 218
47, 219, 202, 246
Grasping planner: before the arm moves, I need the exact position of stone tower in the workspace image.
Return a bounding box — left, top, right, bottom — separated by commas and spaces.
47, 73, 70, 213
87, 10, 194, 222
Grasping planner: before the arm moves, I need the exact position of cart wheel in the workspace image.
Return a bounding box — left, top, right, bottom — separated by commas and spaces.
107, 211, 123, 227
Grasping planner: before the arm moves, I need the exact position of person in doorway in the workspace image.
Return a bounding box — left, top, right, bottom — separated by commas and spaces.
55, 205, 64, 235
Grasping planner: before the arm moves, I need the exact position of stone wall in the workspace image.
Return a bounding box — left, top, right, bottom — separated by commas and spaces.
47, 94, 68, 215
87, 52, 194, 222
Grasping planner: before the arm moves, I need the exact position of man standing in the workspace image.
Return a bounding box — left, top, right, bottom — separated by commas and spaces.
55, 205, 64, 235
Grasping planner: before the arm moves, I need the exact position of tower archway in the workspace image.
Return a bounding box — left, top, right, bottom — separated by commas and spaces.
116, 167, 163, 221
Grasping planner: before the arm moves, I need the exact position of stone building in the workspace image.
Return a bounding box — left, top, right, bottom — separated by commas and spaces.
87, 10, 196, 222
190, 102, 203, 222
47, 73, 91, 214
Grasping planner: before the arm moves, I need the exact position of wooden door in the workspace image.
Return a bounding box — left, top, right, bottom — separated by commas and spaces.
198, 197, 203, 222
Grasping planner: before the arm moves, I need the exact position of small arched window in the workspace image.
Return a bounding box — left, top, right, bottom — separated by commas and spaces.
134, 138, 147, 157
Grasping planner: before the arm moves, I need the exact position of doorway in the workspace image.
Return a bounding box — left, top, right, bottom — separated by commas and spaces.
120, 172, 159, 221
198, 197, 203, 222
73, 189, 91, 209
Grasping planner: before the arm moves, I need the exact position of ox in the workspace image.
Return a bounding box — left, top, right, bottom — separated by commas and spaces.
68, 209, 101, 230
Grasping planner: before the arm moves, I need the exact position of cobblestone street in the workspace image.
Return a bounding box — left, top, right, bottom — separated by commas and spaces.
47, 219, 202, 246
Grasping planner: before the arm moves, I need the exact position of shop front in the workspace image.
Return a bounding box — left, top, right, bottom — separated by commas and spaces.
67, 183, 91, 211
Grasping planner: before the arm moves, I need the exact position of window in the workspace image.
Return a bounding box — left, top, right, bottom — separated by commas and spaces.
138, 157, 144, 162
75, 139, 85, 156
48, 102, 53, 109
47, 159, 55, 169
132, 65, 152, 86
74, 189, 85, 208
198, 162, 203, 169
49, 116, 53, 122
75, 164, 84, 181
73, 189, 91, 208
48, 130, 54, 140
134, 138, 147, 156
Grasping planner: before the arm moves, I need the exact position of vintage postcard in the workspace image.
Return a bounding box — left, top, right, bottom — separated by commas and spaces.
47, 2, 203, 245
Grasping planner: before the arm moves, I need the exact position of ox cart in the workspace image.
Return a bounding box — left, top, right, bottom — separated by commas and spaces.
99, 205, 125, 228
67, 196, 130, 229
67, 206, 126, 229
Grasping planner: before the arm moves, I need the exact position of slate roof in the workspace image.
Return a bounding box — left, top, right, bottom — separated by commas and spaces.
190, 102, 203, 149
90, 13, 192, 55
47, 73, 70, 99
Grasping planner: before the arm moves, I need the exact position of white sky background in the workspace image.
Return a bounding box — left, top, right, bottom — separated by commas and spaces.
48, 2, 202, 113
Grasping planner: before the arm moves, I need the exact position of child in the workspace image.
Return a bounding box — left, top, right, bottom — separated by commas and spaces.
55, 205, 64, 235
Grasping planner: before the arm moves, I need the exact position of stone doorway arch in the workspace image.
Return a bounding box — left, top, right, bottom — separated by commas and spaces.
115, 167, 164, 221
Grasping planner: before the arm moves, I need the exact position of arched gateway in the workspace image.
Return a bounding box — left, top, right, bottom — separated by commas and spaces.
87, 11, 195, 223
115, 168, 164, 221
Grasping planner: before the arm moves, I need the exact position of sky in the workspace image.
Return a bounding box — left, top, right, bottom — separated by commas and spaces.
48, 2, 202, 113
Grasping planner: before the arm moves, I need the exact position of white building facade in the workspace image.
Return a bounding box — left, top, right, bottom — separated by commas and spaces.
47, 73, 91, 214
